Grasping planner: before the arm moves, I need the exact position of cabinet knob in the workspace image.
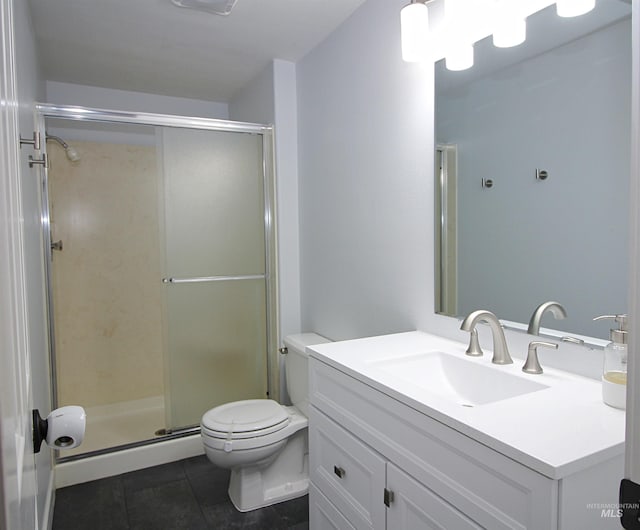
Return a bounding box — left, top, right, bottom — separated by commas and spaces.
334, 465, 345, 479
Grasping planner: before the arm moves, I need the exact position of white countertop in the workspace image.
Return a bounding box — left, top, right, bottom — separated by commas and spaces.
308, 331, 626, 480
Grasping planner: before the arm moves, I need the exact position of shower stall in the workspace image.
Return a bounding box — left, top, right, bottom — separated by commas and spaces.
35, 104, 278, 461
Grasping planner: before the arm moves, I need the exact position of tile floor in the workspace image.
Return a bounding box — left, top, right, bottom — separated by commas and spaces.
52, 455, 309, 530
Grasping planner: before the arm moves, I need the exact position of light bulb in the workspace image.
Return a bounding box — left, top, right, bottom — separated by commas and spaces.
493, 18, 526, 48
556, 0, 595, 18
446, 43, 474, 71
401, 2, 430, 62
445, 0, 466, 20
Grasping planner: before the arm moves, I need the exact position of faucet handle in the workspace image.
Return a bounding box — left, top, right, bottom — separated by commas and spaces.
522, 341, 558, 374
465, 328, 483, 357
562, 336, 584, 345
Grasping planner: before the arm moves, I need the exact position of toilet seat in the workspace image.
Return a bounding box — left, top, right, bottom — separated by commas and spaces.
201, 399, 290, 440
201, 402, 307, 454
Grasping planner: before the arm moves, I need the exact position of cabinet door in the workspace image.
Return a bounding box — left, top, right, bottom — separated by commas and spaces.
310, 484, 357, 530
309, 407, 386, 529
386, 463, 483, 530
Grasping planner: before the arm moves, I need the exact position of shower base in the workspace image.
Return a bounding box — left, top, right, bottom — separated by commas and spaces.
55, 431, 203, 488
63, 395, 166, 457
55, 395, 204, 487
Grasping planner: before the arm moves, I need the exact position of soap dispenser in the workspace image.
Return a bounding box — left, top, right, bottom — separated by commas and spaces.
594, 314, 628, 409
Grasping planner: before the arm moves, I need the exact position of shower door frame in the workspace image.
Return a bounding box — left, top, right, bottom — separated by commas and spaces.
34, 103, 279, 460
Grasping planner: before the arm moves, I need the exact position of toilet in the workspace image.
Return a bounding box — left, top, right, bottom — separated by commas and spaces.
201, 332, 331, 512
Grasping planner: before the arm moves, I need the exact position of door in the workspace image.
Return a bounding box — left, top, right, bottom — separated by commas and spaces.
434, 145, 458, 317
38, 107, 277, 456
0, 0, 38, 527
622, 2, 640, 528
160, 127, 271, 430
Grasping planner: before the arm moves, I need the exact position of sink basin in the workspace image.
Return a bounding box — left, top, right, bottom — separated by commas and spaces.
368, 352, 549, 406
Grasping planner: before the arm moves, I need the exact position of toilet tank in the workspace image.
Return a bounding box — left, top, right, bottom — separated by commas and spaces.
283, 333, 331, 417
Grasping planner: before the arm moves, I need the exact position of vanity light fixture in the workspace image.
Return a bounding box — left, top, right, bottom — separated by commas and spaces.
401, 0, 595, 65
444, 0, 475, 70
400, 0, 431, 62
445, 43, 474, 71
556, 0, 596, 18
492, 1, 526, 48
493, 18, 526, 47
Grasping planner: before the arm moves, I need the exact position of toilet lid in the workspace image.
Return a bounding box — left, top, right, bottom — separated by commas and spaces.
201, 399, 289, 438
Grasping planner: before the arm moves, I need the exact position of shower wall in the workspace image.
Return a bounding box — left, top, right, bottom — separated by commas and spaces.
49, 140, 164, 408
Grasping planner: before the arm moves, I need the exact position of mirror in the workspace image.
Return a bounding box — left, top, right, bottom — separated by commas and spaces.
434, 0, 632, 342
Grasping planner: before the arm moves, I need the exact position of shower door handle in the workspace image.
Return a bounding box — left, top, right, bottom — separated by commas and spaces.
162, 274, 265, 284
51, 240, 63, 252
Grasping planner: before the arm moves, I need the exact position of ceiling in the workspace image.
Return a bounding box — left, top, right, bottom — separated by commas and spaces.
27, 0, 367, 102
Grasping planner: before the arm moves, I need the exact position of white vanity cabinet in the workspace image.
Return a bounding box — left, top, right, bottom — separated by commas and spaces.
310, 401, 485, 530
309, 355, 623, 530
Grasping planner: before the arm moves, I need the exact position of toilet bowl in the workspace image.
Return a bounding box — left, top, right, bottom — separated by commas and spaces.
201, 333, 330, 512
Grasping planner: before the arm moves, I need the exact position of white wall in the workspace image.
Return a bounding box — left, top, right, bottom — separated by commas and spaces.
297, 0, 434, 341
230, 60, 303, 344
272, 60, 302, 342
437, 19, 631, 338
45, 81, 229, 119
14, 0, 54, 528
229, 63, 275, 124
230, 60, 303, 401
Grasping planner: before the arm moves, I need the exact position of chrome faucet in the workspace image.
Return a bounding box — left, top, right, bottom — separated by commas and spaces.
460, 310, 513, 365
527, 301, 567, 335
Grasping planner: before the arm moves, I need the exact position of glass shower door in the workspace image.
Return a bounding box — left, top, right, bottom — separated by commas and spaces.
160, 127, 269, 430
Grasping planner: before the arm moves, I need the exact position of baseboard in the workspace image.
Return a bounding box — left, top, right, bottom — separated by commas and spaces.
55, 434, 204, 488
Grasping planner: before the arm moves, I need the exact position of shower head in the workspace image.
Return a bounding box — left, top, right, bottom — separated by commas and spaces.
46, 134, 81, 162
64, 145, 81, 163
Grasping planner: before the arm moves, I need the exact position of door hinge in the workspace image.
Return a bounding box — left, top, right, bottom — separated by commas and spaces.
384, 488, 394, 507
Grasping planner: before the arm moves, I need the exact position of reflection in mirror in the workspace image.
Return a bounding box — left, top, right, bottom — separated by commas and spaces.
434, 0, 631, 342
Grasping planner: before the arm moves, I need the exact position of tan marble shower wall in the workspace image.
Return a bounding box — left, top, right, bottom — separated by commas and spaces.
49, 140, 165, 408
